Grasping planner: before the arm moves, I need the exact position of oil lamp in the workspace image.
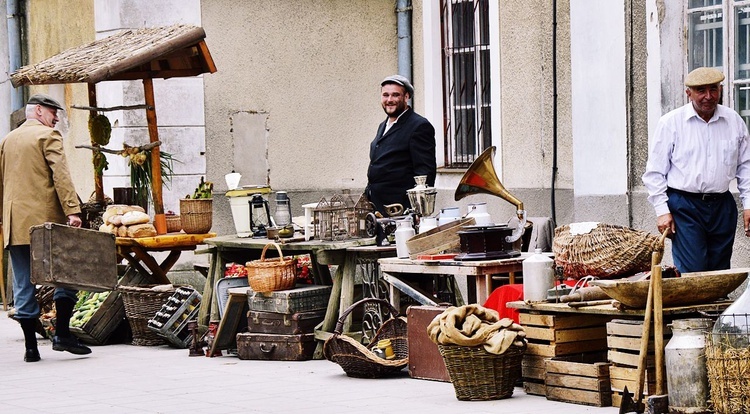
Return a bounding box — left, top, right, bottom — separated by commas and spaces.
249, 194, 272, 237
274, 191, 292, 227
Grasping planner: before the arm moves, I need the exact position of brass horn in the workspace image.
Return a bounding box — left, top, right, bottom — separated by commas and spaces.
454, 146, 525, 219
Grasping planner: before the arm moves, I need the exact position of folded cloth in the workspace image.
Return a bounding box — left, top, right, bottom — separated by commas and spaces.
427, 304, 526, 355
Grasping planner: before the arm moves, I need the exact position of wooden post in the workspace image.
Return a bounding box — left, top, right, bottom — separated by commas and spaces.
88, 83, 105, 204
143, 78, 166, 234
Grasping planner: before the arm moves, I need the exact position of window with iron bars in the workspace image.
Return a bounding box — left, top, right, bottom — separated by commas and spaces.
441, 0, 492, 168
688, 0, 750, 127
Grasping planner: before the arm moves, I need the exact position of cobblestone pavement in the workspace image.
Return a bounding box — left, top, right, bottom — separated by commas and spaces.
0, 310, 619, 413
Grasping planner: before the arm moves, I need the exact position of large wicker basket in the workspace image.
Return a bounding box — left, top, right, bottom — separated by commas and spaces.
179, 198, 212, 234
553, 223, 660, 279
438, 343, 525, 401
706, 333, 750, 414
324, 298, 408, 378
119, 285, 176, 346
245, 242, 297, 292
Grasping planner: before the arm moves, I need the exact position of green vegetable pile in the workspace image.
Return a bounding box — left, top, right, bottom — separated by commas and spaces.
70, 291, 111, 328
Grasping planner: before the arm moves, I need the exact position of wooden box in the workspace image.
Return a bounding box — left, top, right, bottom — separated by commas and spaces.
247, 309, 325, 335
544, 353, 612, 407
606, 319, 670, 407
70, 269, 148, 345
520, 312, 612, 357
247, 284, 331, 314
406, 305, 450, 382
236, 332, 316, 361
30, 223, 117, 292
521, 354, 547, 395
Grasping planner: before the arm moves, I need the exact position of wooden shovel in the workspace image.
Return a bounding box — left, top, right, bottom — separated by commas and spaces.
620, 229, 668, 414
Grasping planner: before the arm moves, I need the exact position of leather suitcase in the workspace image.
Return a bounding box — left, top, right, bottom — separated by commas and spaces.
247, 309, 325, 335
247, 284, 331, 314
406, 305, 450, 382
236, 332, 316, 361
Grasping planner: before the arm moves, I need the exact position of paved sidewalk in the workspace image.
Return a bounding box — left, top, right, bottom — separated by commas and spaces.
0, 310, 619, 413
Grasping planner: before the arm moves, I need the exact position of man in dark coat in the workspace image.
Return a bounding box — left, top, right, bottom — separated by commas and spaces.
366, 75, 436, 216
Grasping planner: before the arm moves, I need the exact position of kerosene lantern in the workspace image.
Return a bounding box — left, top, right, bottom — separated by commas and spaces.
249, 194, 272, 238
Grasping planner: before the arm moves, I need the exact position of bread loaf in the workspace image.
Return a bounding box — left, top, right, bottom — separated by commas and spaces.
127, 223, 157, 238
117, 225, 128, 238
121, 211, 150, 226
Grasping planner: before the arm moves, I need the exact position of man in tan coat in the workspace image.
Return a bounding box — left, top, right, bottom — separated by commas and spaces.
0, 94, 91, 362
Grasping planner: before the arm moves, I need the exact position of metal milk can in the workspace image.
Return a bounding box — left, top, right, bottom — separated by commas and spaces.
522, 248, 554, 302
665, 318, 713, 414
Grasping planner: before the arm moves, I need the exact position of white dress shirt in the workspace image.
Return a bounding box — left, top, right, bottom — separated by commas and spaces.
642, 102, 750, 216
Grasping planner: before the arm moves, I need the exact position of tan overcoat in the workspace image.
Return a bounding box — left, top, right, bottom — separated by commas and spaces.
0, 119, 80, 246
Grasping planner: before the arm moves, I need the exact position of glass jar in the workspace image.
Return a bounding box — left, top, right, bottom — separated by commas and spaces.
711, 281, 750, 350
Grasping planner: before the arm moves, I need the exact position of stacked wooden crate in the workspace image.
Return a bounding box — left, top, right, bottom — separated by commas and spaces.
520, 312, 612, 396
544, 352, 612, 406
607, 319, 670, 408
237, 284, 330, 361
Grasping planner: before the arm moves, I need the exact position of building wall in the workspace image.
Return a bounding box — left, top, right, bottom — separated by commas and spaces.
23, 0, 95, 199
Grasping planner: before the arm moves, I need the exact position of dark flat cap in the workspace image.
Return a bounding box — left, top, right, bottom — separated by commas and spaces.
381, 74, 414, 96
27, 94, 64, 110
685, 67, 725, 87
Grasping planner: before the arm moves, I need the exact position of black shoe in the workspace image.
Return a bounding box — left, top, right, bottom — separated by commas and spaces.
52, 336, 92, 355
24, 348, 41, 362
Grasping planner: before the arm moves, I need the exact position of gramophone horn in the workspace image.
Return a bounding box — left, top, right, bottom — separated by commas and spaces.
454, 146, 524, 216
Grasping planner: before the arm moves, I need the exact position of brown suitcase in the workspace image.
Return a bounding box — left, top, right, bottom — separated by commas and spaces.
247, 284, 331, 314
406, 305, 450, 382
236, 332, 316, 361
30, 222, 117, 292
247, 309, 325, 335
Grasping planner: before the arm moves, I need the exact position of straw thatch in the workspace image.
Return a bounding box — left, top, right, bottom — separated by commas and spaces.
706, 339, 750, 414
11, 24, 215, 87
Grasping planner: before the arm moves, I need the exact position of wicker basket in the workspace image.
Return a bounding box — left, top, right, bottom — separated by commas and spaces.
245, 243, 297, 292
119, 285, 176, 346
179, 198, 212, 234
324, 298, 408, 378
552, 223, 660, 279
438, 343, 525, 401
165, 215, 181, 233
706, 334, 750, 414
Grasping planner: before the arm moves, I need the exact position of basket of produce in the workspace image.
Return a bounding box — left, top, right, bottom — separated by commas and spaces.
428, 304, 526, 401
245, 242, 297, 292
324, 298, 408, 378
118, 284, 177, 346
552, 222, 661, 279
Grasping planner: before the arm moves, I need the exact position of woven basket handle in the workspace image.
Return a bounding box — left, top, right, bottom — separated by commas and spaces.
260, 242, 285, 262
333, 298, 399, 335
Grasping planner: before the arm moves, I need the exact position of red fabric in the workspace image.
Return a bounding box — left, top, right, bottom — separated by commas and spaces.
483, 280, 581, 324
483, 284, 524, 323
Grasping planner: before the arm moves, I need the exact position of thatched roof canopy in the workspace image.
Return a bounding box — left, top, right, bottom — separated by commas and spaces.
10, 24, 216, 87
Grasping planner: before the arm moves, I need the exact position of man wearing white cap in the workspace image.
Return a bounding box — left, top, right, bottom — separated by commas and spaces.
643, 67, 750, 272
366, 74, 436, 216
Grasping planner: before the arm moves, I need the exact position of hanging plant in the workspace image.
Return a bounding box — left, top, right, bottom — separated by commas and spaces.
121, 143, 177, 207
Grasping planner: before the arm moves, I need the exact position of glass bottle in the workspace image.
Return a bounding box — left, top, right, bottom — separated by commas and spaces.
711, 281, 750, 349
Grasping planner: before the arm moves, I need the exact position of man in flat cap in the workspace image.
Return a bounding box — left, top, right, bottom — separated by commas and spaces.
643, 67, 750, 273
366, 75, 436, 217
0, 93, 90, 362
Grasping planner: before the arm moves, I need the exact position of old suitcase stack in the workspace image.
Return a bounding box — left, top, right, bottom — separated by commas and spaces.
237, 284, 331, 361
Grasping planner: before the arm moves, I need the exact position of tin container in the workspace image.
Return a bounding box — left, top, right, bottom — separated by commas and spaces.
665, 318, 713, 414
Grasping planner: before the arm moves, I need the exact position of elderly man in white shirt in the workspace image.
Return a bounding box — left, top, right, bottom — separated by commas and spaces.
643, 67, 750, 273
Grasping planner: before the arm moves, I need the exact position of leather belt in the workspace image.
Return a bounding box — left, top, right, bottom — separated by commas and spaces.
667, 187, 727, 202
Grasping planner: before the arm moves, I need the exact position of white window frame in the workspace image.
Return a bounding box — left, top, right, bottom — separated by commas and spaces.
422, 0, 501, 171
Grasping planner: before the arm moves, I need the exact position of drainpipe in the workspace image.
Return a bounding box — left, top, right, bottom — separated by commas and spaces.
551, 0, 558, 225
7, 0, 23, 110
396, 0, 413, 102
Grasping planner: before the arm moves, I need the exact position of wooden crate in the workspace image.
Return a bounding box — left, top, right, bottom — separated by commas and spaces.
522, 354, 547, 395
544, 352, 612, 407
606, 319, 670, 407
71, 269, 148, 345
520, 312, 612, 357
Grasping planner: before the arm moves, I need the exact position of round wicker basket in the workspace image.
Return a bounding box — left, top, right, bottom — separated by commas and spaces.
180, 198, 212, 234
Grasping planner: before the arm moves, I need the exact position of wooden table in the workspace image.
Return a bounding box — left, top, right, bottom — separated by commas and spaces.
506, 300, 732, 316
116, 233, 216, 284
378, 253, 532, 306
202, 235, 381, 358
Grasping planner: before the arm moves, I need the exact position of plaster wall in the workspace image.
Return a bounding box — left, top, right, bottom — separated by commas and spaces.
24, 0, 95, 200
1, 0, 10, 137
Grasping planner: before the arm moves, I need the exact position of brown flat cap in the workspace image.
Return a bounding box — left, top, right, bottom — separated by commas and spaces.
685, 67, 725, 87
27, 94, 64, 110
